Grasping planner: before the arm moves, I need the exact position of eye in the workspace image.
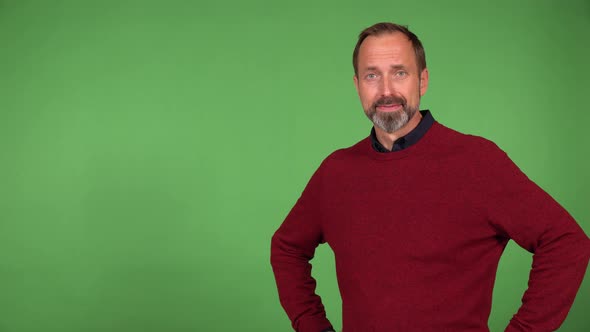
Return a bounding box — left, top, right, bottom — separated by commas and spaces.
395, 71, 408, 78
365, 73, 378, 80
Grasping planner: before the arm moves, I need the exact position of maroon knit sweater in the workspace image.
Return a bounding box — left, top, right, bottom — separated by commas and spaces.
271, 122, 590, 332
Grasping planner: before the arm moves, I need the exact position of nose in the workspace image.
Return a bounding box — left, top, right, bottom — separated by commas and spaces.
380, 78, 394, 96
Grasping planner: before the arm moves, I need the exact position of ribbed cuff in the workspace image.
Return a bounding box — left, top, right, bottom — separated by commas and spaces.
504, 318, 527, 332
297, 316, 333, 332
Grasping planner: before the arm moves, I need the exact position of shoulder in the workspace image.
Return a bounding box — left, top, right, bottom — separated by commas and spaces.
322, 136, 371, 164
432, 122, 505, 156
306, 136, 372, 178
432, 123, 523, 183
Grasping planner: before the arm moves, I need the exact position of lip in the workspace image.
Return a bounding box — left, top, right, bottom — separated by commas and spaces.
376, 104, 402, 112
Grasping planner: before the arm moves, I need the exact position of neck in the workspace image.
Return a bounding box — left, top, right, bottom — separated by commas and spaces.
374, 111, 423, 151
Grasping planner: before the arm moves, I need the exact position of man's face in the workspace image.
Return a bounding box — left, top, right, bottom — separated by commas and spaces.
354, 32, 429, 133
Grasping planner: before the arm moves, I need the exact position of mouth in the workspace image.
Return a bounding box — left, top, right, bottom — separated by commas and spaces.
376, 104, 402, 112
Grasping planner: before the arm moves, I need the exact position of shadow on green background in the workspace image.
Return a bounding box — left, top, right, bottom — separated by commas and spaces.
0, 1, 588, 331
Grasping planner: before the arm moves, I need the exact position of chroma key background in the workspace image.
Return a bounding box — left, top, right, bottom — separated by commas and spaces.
0, 0, 588, 331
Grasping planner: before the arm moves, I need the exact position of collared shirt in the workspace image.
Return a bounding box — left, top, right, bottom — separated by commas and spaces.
370, 110, 435, 152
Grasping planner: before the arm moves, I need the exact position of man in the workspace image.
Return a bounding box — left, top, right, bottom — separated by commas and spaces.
270, 22, 590, 332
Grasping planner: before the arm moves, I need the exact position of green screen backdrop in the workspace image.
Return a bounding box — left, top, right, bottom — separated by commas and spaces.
1, 0, 588, 331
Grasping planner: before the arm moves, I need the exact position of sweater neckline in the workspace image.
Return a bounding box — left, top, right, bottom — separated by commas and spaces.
364, 121, 441, 161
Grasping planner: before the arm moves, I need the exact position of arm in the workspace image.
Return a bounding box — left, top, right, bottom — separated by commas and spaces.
270, 166, 334, 332
480, 144, 590, 331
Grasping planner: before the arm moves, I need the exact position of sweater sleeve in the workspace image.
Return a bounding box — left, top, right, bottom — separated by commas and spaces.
479, 143, 590, 332
270, 164, 334, 332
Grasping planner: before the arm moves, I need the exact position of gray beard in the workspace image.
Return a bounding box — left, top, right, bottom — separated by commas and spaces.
366, 104, 419, 133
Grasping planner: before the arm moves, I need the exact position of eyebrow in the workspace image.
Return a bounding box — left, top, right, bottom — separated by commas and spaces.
363, 64, 408, 72
390, 64, 407, 70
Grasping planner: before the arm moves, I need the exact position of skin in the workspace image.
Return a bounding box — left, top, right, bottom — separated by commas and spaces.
353, 32, 430, 151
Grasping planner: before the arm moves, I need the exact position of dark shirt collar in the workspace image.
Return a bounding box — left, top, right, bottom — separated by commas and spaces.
370, 110, 434, 152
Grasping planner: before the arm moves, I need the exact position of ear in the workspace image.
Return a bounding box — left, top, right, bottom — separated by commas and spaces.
353, 74, 360, 95
419, 68, 429, 96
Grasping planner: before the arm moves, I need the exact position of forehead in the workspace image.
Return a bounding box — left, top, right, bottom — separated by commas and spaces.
357, 32, 416, 69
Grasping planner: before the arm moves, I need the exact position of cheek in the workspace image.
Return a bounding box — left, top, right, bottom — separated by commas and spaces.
360, 94, 374, 108
401, 86, 419, 101
359, 88, 376, 104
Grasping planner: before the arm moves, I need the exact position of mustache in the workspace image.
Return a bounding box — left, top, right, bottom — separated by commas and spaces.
373, 96, 407, 107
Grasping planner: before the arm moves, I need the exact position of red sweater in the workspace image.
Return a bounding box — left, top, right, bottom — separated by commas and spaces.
271, 122, 590, 332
